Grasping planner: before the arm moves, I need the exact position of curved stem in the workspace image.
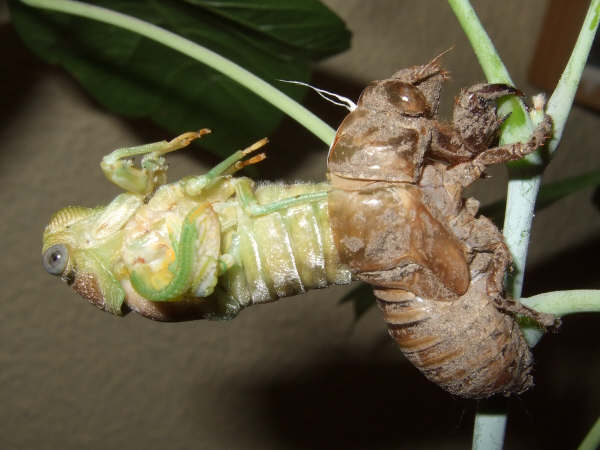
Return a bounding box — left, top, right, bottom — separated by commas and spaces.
503, 0, 600, 296
448, 2, 528, 448
448, 0, 542, 300
447, 0, 535, 146
521, 289, 600, 316
19, 0, 336, 146
547, 0, 600, 154
449, 1, 599, 450
521, 289, 600, 346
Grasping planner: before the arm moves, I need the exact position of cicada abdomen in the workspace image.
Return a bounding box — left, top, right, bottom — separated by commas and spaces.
118, 178, 354, 322
374, 269, 533, 398
327, 57, 553, 398
219, 181, 352, 307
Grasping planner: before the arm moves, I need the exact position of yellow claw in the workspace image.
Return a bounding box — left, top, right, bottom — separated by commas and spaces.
161, 129, 212, 155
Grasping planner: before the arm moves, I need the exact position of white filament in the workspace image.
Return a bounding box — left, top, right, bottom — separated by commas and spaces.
278, 79, 357, 111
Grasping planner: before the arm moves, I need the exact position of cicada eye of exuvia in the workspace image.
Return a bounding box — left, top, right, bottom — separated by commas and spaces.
42, 244, 69, 276
384, 80, 430, 117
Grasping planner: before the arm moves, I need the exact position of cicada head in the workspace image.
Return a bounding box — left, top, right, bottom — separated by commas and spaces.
387, 58, 448, 117
42, 194, 142, 315
355, 80, 433, 118
328, 58, 449, 184
356, 57, 448, 118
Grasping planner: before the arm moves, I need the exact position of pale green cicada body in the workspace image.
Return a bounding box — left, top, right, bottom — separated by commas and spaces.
42, 129, 351, 321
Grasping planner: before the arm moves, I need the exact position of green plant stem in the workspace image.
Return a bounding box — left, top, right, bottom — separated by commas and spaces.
449, 0, 540, 300
521, 289, 600, 316
449, 0, 600, 340
471, 407, 507, 450
502, 174, 541, 298
448, 0, 535, 144
449, 1, 599, 450
521, 289, 600, 346
19, 0, 336, 146
547, 0, 600, 154
578, 417, 600, 450
504, 0, 600, 298
448, 3, 529, 448
510, 0, 600, 309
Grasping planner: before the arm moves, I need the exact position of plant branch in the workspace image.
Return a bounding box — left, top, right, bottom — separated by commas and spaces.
547, 0, 600, 154
521, 289, 600, 346
448, 3, 529, 448
449, 1, 599, 450
19, 0, 337, 146
447, 0, 535, 146
506, 0, 600, 292
471, 406, 507, 450
521, 289, 600, 316
449, 0, 541, 302
503, 0, 599, 298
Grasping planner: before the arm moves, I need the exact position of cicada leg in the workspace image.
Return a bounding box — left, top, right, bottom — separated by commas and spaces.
101, 129, 211, 195
183, 137, 329, 215
183, 138, 269, 196
444, 114, 553, 190
234, 178, 329, 216
128, 203, 222, 302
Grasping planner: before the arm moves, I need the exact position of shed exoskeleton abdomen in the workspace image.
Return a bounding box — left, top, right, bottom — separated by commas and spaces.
375, 277, 533, 398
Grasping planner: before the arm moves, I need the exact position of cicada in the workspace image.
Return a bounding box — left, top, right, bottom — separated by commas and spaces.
42, 129, 351, 321
42, 58, 554, 398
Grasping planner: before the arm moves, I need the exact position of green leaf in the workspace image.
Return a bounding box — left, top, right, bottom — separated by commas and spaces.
481, 169, 600, 225
339, 283, 376, 322
182, 0, 351, 60
9, 0, 350, 156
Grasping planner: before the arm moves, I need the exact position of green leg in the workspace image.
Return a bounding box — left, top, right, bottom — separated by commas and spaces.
184, 138, 268, 196
101, 129, 210, 194
234, 178, 329, 216
129, 204, 208, 302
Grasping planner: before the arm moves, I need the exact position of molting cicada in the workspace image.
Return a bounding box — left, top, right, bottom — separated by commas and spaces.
43, 129, 350, 322
42, 57, 555, 398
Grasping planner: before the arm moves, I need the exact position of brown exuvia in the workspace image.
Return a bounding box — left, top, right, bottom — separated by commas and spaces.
327, 56, 555, 398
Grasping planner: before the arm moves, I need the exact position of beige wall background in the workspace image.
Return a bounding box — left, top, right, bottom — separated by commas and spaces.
2, 1, 599, 449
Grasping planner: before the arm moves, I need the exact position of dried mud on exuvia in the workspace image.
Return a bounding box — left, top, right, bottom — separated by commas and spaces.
327, 56, 555, 398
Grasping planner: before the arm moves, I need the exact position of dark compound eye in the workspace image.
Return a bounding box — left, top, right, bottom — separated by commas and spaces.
42, 244, 69, 276
384, 81, 431, 117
